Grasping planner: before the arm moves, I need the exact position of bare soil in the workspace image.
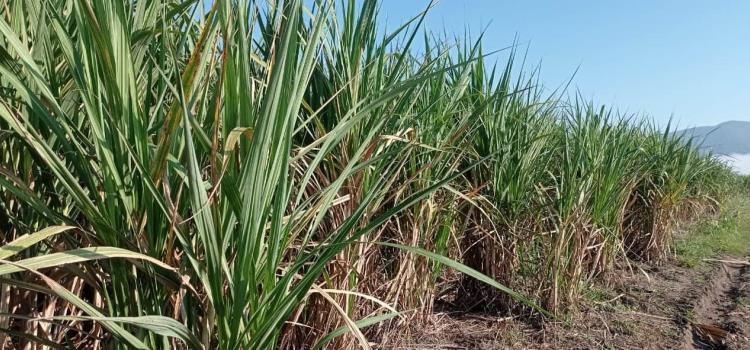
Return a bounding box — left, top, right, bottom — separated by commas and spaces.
383, 256, 750, 350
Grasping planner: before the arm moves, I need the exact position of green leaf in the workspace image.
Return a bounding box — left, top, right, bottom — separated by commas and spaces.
0, 247, 176, 276
311, 311, 402, 350
38, 316, 202, 350
0, 226, 75, 260
375, 242, 552, 318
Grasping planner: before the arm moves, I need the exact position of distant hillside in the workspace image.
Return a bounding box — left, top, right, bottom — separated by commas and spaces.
678, 120, 750, 155
678, 120, 750, 175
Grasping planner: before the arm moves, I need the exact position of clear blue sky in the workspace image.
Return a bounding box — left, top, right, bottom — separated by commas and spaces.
380, 0, 750, 128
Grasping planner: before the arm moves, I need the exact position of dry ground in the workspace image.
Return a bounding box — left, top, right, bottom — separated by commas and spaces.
382, 257, 750, 350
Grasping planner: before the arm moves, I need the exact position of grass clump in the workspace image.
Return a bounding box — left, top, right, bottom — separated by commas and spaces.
740, 175, 750, 193
676, 197, 750, 267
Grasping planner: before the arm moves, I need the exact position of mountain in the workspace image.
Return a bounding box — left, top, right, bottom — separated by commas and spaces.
678, 120, 750, 155
678, 120, 750, 175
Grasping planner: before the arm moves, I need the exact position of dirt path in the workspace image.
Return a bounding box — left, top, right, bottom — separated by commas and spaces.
679, 260, 750, 349
538, 257, 750, 349
384, 257, 750, 349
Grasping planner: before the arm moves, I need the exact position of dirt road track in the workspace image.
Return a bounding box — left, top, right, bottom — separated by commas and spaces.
384, 257, 750, 349
680, 261, 750, 349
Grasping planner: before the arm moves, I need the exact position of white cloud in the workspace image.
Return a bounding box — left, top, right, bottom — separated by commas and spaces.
718, 153, 750, 175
